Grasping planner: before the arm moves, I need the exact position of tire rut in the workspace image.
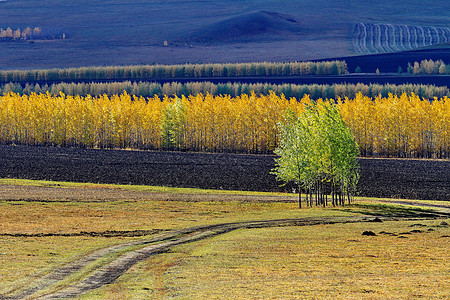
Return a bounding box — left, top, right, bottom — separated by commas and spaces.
1, 216, 368, 299
3, 213, 449, 299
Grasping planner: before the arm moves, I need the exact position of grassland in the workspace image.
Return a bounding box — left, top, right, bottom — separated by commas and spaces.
0, 179, 448, 299
109, 220, 448, 299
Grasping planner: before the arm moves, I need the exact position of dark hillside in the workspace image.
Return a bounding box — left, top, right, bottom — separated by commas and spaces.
177, 10, 303, 44
327, 48, 450, 73
0, 0, 448, 69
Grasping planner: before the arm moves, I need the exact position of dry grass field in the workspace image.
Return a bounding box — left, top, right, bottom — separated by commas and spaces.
95, 221, 449, 299
133, 221, 449, 299
0, 179, 449, 299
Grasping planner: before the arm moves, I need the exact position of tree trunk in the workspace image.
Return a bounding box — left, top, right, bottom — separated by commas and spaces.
298, 184, 302, 208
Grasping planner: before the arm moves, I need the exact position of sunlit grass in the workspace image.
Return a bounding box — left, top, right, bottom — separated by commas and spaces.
0, 181, 354, 294
0, 178, 291, 197
0, 199, 357, 235
93, 219, 450, 299
0, 236, 135, 294
1, 178, 448, 298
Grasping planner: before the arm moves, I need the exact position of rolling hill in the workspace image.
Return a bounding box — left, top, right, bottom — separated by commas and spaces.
0, 0, 449, 69
175, 10, 304, 44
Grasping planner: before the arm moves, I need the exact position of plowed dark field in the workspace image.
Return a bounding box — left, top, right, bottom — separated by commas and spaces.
0, 145, 449, 201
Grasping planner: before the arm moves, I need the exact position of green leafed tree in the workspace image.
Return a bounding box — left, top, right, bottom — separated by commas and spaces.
271, 109, 311, 208
320, 105, 360, 205
272, 103, 360, 208
160, 97, 186, 150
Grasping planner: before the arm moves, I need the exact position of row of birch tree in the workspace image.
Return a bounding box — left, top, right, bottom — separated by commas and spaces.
0, 92, 448, 158
0, 61, 348, 83
1, 81, 448, 99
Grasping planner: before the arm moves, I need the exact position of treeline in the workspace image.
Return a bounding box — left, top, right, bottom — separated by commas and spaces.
1, 81, 448, 99
0, 60, 348, 83
1, 59, 447, 84
341, 93, 450, 159
0, 92, 448, 158
406, 59, 450, 75
0, 27, 66, 40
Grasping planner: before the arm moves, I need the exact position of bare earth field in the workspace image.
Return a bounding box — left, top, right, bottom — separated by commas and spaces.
1, 145, 449, 201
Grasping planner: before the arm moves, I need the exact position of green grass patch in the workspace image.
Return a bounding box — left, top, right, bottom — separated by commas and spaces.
0, 178, 291, 197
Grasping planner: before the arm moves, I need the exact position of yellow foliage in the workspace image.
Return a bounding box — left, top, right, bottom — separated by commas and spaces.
340, 92, 450, 158
0, 92, 448, 157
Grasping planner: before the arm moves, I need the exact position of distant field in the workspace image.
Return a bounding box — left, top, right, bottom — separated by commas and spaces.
0, 0, 449, 68
353, 23, 450, 54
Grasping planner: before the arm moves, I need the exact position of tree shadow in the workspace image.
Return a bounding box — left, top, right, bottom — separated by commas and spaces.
341, 203, 450, 218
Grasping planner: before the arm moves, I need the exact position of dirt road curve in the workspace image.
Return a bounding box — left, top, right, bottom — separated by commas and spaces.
2, 206, 449, 300
0, 217, 393, 299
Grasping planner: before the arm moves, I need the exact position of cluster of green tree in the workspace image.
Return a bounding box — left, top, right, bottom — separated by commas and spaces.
2, 81, 448, 99
0, 61, 348, 83
406, 59, 450, 75
272, 104, 359, 208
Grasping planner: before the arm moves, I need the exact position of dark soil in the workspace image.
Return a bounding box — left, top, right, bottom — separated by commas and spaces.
362, 230, 377, 236
357, 158, 450, 201
320, 48, 450, 74
0, 229, 167, 238
0, 145, 449, 201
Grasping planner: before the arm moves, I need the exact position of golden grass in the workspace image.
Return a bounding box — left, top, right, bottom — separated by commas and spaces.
0, 181, 354, 294
93, 219, 450, 299
0, 236, 134, 294
0, 199, 354, 235
1, 178, 448, 299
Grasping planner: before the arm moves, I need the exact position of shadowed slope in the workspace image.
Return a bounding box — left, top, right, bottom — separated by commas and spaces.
177, 10, 303, 44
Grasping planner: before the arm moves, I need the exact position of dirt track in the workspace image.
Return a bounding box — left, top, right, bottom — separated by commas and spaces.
1, 184, 449, 299
0, 216, 400, 299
